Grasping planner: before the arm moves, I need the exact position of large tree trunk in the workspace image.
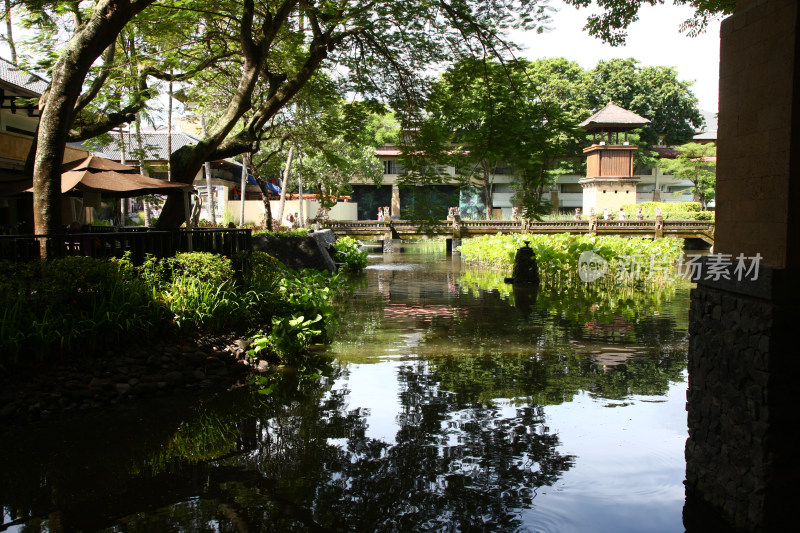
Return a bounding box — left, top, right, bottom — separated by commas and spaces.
297, 151, 304, 226
200, 116, 216, 224
240, 153, 250, 225
247, 158, 274, 230
277, 145, 294, 224
32, 0, 156, 242
4, 0, 17, 64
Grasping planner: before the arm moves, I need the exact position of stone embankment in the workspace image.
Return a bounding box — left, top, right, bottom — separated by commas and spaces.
0, 335, 267, 425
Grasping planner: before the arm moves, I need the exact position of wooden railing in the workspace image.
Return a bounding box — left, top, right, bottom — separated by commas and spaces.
0, 228, 252, 264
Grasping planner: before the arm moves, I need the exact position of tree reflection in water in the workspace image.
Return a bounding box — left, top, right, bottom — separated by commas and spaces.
0, 255, 690, 531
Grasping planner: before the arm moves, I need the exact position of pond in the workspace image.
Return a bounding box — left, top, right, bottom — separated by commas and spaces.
0, 246, 691, 532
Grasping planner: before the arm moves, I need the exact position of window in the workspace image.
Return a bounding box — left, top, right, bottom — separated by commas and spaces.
383, 160, 404, 174
559, 183, 582, 194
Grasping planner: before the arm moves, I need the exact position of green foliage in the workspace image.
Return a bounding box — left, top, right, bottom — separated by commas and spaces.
333, 236, 368, 272
458, 233, 683, 286
659, 142, 717, 205
563, 1, 736, 46
0, 256, 164, 367
259, 314, 324, 363
620, 201, 712, 220
166, 252, 234, 284
0, 249, 342, 369
589, 58, 704, 146
247, 268, 342, 364
252, 228, 310, 238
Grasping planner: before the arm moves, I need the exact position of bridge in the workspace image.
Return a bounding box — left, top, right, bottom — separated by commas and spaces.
322, 218, 715, 250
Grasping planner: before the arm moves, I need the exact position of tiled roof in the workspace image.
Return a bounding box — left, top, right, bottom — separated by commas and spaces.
84, 131, 200, 162
0, 57, 49, 95
579, 103, 651, 130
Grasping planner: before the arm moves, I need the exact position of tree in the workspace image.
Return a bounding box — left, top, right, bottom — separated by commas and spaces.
659, 141, 716, 206
12, 0, 549, 236
411, 58, 590, 220
9, 0, 156, 238
150, 0, 553, 228
589, 58, 704, 146
563, 1, 736, 46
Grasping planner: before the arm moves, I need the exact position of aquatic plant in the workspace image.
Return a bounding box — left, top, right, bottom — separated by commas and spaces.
458, 233, 683, 286
333, 236, 368, 272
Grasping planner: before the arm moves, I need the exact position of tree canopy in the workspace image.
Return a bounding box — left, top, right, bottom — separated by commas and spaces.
589, 58, 704, 146
563, 0, 736, 46
6, 0, 553, 235
407, 55, 703, 219
659, 141, 716, 206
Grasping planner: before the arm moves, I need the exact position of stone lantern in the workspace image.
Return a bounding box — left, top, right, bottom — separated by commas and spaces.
578, 102, 650, 217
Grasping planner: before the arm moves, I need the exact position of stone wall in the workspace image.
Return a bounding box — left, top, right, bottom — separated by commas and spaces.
686, 272, 798, 531
251, 229, 337, 272
715, 0, 800, 269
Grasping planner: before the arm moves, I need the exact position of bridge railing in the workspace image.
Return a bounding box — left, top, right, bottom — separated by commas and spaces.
322, 218, 714, 237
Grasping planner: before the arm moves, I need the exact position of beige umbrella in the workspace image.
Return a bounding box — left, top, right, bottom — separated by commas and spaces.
18, 155, 196, 227
46, 155, 195, 197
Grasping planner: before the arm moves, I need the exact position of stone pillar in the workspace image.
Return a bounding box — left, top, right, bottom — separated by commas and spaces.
685, 1, 800, 530
391, 185, 400, 219
382, 233, 394, 253
550, 190, 560, 214
445, 238, 461, 256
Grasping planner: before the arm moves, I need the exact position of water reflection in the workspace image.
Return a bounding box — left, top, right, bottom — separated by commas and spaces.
0, 251, 689, 532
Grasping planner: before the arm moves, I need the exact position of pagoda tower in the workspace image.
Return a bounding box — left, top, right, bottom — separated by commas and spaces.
578, 102, 650, 216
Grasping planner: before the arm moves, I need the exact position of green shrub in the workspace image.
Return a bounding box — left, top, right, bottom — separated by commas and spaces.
0, 256, 164, 367
333, 236, 368, 272
0, 250, 342, 370
167, 252, 234, 284
252, 228, 309, 237
620, 201, 709, 220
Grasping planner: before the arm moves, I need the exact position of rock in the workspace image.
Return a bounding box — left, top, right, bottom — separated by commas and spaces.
192, 369, 206, 381
88, 377, 107, 390
1, 403, 17, 418
164, 371, 184, 386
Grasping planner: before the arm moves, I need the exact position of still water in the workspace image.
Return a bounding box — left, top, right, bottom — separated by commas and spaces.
1, 248, 691, 532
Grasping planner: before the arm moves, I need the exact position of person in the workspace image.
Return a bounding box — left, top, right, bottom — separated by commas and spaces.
232, 185, 241, 200
285, 211, 295, 228
618, 208, 626, 221
377, 207, 383, 221
603, 207, 610, 220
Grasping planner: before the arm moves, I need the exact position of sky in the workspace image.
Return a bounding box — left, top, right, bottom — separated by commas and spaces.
512, 1, 723, 113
